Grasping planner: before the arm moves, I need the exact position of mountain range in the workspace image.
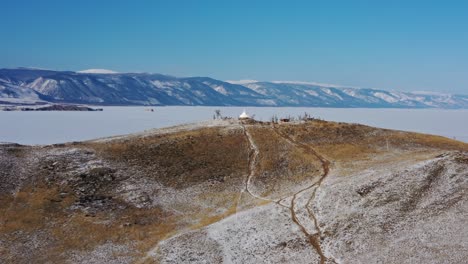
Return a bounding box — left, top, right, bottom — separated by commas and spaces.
1, 68, 467, 108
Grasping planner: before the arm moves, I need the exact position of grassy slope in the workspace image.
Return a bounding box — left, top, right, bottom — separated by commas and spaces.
0, 120, 467, 263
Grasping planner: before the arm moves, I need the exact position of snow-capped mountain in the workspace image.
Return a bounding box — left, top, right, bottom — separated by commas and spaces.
0, 82, 44, 104
242, 81, 468, 108
0, 68, 467, 108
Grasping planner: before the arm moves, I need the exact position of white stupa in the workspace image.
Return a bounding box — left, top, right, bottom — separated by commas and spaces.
239, 109, 250, 119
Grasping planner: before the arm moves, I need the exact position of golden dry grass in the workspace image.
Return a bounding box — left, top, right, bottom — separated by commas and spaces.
277, 120, 468, 162
2, 120, 467, 262
0, 180, 179, 261
87, 127, 250, 189
247, 125, 322, 197
0, 124, 265, 262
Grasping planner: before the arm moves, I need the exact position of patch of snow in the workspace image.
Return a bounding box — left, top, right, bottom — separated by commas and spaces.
225, 80, 258, 85
342, 88, 358, 97
67, 242, 135, 264
321, 88, 343, 100
255, 99, 277, 106
244, 83, 262, 91
432, 95, 456, 104
193, 90, 206, 97
27, 77, 58, 94
315, 153, 468, 263
412, 91, 450, 96
15, 66, 52, 71
413, 96, 427, 103
271, 80, 357, 88
156, 203, 320, 263
203, 82, 228, 95
77, 69, 119, 74
213, 85, 228, 95
373, 92, 398, 103
305, 90, 319, 97
151, 80, 179, 89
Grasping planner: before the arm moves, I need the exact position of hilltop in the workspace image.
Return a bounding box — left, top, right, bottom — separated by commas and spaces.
1, 119, 467, 263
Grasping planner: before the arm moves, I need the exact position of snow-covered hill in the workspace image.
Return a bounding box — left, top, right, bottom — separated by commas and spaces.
1, 120, 467, 263
242, 81, 468, 108
0, 68, 467, 108
0, 81, 46, 104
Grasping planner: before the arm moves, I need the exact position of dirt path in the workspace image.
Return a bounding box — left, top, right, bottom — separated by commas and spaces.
273, 126, 335, 264
240, 125, 289, 208
138, 125, 276, 264
142, 124, 334, 263
241, 124, 335, 263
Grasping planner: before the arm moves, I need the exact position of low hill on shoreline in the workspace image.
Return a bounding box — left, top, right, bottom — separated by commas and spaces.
1, 119, 467, 263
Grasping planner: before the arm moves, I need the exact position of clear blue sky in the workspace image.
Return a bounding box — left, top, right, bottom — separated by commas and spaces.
2, 0, 468, 94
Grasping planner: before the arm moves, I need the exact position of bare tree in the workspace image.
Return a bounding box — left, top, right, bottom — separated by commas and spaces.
270, 115, 278, 123
214, 109, 222, 119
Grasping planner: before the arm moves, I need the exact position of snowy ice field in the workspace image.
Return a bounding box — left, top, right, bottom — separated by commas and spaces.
0, 106, 467, 145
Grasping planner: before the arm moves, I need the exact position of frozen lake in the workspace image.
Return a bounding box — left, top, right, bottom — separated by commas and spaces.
0, 106, 467, 145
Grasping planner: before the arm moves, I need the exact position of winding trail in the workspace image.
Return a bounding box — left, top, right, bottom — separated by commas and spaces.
274, 128, 331, 237
142, 123, 335, 263
272, 127, 333, 264
241, 123, 335, 264
241, 125, 284, 206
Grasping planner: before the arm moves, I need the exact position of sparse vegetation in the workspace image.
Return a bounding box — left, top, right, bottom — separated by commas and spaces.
0, 119, 467, 263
